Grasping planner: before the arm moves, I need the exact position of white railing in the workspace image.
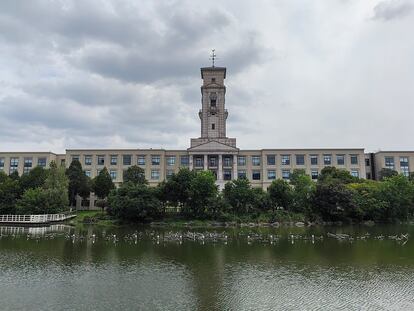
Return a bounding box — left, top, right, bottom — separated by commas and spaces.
0, 213, 75, 224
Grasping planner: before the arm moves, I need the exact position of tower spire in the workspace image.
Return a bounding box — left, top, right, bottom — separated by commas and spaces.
209, 49, 217, 67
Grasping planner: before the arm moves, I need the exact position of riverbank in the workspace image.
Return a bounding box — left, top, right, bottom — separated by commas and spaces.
69, 211, 120, 227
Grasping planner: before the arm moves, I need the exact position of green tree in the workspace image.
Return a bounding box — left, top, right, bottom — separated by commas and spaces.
223, 178, 257, 215
290, 169, 315, 214
312, 182, 356, 221
318, 166, 359, 184
379, 168, 398, 181
43, 161, 69, 213
66, 160, 91, 206
123, 165, 148, 185
186, 170, 218, 218
267, 179, 293, 211
158, 168, 196, 207
348, 181, 387, 221
93, 167, 115, 200
9, 170, 20, 181
0, 177, 21, 214
19, 166, 48, 191
377, 174, 414, 221
16, 188, 48, 214
108, 182, 163, 222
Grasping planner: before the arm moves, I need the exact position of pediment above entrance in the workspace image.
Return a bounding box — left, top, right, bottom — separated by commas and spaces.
188, 139, 239, 153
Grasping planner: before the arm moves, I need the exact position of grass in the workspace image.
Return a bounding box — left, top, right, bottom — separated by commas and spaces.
69, 210, 119, 228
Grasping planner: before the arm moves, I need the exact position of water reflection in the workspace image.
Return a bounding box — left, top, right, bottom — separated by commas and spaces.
1, 224, 414, 310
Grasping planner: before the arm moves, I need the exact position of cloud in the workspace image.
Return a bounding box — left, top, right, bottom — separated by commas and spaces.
373, 0, 413, 21
0, 0, 413, 153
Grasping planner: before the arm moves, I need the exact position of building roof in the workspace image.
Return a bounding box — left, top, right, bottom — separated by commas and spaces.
200, 67, 226, 79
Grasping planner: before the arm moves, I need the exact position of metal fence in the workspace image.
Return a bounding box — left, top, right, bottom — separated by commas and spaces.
0, 214, 73, 224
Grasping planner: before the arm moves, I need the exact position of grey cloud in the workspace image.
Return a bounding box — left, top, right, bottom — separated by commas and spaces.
373, 0, 413, 21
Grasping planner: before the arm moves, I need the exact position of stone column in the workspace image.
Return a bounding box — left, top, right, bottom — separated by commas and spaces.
218, 154, 223, 181
204, 154, 208, 171
189, 155, 193, 171
233, 154, 238, 180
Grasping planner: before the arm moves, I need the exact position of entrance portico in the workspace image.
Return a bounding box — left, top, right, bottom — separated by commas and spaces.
187, 141, 239, 189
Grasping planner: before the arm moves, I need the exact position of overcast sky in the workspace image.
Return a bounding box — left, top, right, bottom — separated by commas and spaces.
0, 0, 413, 153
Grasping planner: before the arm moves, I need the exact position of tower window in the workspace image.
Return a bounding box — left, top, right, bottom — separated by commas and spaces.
210, 99, 216, 107
212, 124, 215, 130
211, 78, 216, 82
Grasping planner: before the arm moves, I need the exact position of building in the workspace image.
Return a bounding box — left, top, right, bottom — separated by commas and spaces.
1, 64, 413, 200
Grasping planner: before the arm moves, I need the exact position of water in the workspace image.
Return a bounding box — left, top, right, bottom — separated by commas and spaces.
1, 224, 414, 311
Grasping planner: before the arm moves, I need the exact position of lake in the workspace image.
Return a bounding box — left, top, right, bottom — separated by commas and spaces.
1, 224, 414, 310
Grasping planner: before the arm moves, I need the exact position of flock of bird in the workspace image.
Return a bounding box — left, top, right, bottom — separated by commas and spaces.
0, 230, 409, 246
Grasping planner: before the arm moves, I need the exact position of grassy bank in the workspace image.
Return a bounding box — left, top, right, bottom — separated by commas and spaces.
69, 211, 119, 227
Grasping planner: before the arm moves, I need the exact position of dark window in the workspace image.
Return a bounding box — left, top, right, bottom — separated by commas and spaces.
337, 155, 345, 165
223, 169, 232, 180
365, 158, 370, 166
252, 171, 261, 180
152, 155, 161, 165
350, 155, 358, 165
212, 123, 215, 130
123, 155, 132, 166
296, 155, 305, 165
97, 155, 105, 165
37, 158, 47, 167
210, 99, 216, 107
310, 155, 318, 165
267, 155, 276, 165
180, 156, 189, 166
211, 78, 216, 82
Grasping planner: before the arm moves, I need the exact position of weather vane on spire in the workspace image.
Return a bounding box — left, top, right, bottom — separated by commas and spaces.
210, 49, 217, 67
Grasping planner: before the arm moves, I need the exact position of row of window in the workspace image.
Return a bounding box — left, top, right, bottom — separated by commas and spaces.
72, 155, 187, 167
243, 154, 360, 167
87, 169, 162, 181
385, 156, 410, 176
0, 157, 47, 175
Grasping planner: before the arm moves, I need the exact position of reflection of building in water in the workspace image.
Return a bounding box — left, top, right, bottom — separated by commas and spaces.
0, 224, 71, 236
1, 63, 413, 209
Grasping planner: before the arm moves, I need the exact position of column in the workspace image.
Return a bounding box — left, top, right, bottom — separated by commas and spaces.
189, 155, 193, 171
233, 154, 238, 180
204, 154, 208, 171
218, 154, 223, 181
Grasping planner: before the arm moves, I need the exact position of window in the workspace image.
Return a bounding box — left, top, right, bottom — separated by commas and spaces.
10, 157, 19, 174
400, 157, 409, 177
209, 156, 217, 167
311, 170, 318, 180
296, 155, 305, 165
310, 155, 318, 165
137, 155, 146, 166
350, 155, 358, 165
238, 156, 246, 166
96, 169, 102, 176
0, 158, 4, 170
151, 169, 160, 180
166, 156, 176, 166
85, 155, 92, 166
211, 123, 215, 130
23, 158, 32, 174
166, 169, 174, 179
223, 156, 232, 167
151, 155, 161, 166
351, 170, 359, 178
110, 155, 118, 165
84, 170, 91, 177
252, 156, 261, 166
365, 158, 370, 166
71, 155, 80, 162
195, 157, 203, 168
180, 156, 189, 166
37, 158, 47, 167
210, 99, 216, 107
238, 170, 247, 179
282, 169, 291, 180
110, 170, 117, 180
211, 78, 216, 83
223, 169, 232, 180
337, 155, 345, 165
252, 170, 261, 180
267, 155, 276, 165
267, 170, 276, 180
123, 155, 132, 166
281, 155, 290, 165
97, 155, 105, 165
323, 154, 332, 165
385, 156, 394, 169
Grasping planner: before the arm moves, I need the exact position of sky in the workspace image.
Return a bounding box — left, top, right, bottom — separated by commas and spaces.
0, 0, 413, 154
